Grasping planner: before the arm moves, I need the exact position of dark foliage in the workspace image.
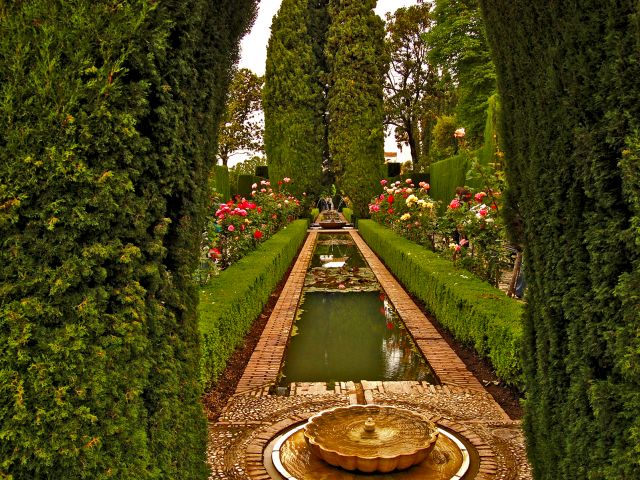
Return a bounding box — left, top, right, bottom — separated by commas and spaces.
326, 0, 387, 217
0, 1, 256, 478
480, 1, 640, 478
263, 0, 326, 198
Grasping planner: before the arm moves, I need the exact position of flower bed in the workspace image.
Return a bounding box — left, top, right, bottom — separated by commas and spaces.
358, 220, 524, 387
196, 178, 302, 285
198, 219, 308, 389
369, 178, 512, 287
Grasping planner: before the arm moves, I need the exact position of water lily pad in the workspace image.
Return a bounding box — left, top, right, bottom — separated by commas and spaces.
305, 266, 379, 292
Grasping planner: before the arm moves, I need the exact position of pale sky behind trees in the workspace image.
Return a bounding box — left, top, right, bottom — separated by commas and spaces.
235, 0, 421, 166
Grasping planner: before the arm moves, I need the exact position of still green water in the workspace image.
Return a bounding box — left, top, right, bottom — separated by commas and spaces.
280, 291, 436, 383
279, 233, 436, 384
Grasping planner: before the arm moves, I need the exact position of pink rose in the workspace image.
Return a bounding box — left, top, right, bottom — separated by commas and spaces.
475, 192, 487, 202
227, 225, 235, 232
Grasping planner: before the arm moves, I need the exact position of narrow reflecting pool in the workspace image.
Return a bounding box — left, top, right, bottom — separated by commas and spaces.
279, 233, 436, 385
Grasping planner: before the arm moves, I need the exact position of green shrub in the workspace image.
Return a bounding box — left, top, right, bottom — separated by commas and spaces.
342, 208, 353, 222
209, 165, 231, 201
198, 220, 308, 388
429, 152, 471, 207
310, 207, 320, 222
358, 220, 524, 387
0, 1, 256, 478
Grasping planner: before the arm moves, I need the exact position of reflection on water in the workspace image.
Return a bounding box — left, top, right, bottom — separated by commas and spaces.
281, 292, 436, 383
311, 234, 368, 269
280, 233, 436, 384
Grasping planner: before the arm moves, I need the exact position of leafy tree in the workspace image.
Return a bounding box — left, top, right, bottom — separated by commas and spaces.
431, 115, 458, 160
480, 0, 640, 478
326, 0, 387, 216
263, 0, 325, 197
216, 68, 264, 167
426, 0, 496, 144
0, 1, 256, 478
383, 4, 447, 169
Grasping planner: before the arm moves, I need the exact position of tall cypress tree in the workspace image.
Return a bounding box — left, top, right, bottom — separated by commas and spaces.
307, 0, 332, 183
326, 0, 387, 216
263, 0, 325, 197
479, 1, 640, 478
0, 1, 256, 478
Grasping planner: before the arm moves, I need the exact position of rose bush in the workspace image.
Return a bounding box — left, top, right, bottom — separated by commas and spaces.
369, 178, 438, 250
196, 178, 302, 284
369, 179, 511, 286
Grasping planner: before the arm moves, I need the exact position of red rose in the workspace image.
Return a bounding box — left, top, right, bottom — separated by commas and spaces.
253, 230, 263, 240
387, 195, 394, 204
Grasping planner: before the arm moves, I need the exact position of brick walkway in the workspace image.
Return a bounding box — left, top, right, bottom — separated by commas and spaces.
235, 231, 317, 395
349, 231, 490, 396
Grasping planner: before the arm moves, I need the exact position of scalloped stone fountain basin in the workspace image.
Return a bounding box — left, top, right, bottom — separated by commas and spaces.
304, 405, 439, 473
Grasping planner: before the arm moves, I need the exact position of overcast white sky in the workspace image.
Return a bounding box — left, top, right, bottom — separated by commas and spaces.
236, 0, 421, 165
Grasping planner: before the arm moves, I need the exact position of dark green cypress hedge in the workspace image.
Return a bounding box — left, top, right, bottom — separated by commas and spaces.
237, 174, 260, 197
0, 1, 256, 478
325, 0, 387, 217
210, 165, 231, 201
263, 0, 326, 198
480, 1, 640, 478
429, 152, 470, 206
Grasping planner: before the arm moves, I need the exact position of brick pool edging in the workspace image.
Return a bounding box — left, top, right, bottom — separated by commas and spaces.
235, 229, 508, 415
234, 231, 318, 394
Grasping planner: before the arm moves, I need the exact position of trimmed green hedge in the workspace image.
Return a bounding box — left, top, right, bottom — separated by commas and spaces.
198, 220, 308, 389
429, 152, 471, 207
342, 208, 353, 223
210, 165, 231, 201
358, 220, 524, 387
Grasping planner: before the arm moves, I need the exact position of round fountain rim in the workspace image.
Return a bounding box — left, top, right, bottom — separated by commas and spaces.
303, 404, 439, 460
270, 416, 472, 480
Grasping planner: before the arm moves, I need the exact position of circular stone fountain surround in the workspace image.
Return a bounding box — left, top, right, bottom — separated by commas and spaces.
265, 406, 478, 480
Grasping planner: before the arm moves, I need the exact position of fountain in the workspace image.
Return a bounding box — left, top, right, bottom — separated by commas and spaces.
271, 405, 471, 479
318, 210, 347, 229
304, 405, 439, 473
